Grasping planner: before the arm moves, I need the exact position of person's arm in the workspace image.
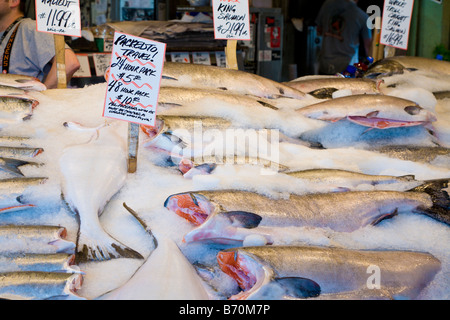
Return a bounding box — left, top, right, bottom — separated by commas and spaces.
43, 49, 80, 89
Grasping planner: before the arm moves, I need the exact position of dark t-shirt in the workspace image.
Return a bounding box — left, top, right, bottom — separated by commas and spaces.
316, 0, 372, 74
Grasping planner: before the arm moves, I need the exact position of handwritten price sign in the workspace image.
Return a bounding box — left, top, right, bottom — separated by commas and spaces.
103, 32, 166, 127
212, 0, 251, 40
380, 0, 414, 50
35, 0, 81, 37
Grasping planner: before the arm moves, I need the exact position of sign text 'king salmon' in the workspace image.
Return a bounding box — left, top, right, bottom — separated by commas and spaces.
212, 0, 251, 40
103, 32, 166, 127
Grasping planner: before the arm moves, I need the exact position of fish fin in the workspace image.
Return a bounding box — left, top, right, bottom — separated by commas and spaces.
123, 202, 158, 250
0, 157, 30, 176
308, 88, 338, 99
405, 68, 418, 72
366, 111, 379, 118
256, 100, 279, 110
226, 211, 262, 229
409, 179, 450, 225
361, 127, 375, 135
274, 277, 321, 299
371, 208, 398, 226
75, 231, 144, 263
162, 75, 178, 81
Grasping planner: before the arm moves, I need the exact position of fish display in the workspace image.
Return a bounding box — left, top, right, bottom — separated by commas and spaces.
283, 77, 381, 99
165, 182, 449, 244
0, 271, 84, 300
0, 74, 47, 91
161, 62, 306, 100
0, 225, 75, 254
217, 246, 441, 300
0, 97, 39, 121
0, 253, 81, 274
364, 56, 450, 79
285, 169, 424, 192
59, 123, 143, 262
296, 95, 437, 130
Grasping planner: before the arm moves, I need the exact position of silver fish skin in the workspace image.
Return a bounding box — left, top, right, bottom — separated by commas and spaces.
286, 169, 423, 192
0, 85, 30, 100
373, 146, 450, 166
217, 246, 441, 300
0, 74, 47, 91
0, 253, 82, 274
0, 177, 48, 208
364, 56, 450, 79
283, 78, 380, 99
161, 62, 306, 100
158, 86, 279, 110
180, 155, 290, 178
0, 97, 39, 121
0, 272, 84, 300
0, 225, 75, 255
165, 188, 447, 244
296, 94, 436, 124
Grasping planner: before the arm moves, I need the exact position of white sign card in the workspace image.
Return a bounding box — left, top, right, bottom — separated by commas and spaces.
215, 51, 227, 67
192, 52, 211, 65
380, 0, 414, 50
92, 53, 111, 77
72, 54, 91, 77
170, 52, 190, 63
103, 32, 166, 126
35, 0, 81, 37
212, 0, 251, 40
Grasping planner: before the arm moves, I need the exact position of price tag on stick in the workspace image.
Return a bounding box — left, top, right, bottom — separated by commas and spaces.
212, 0, 250, 70
35, 0, 82, 88
380, 0, 414, 50
103, 32, 166, 172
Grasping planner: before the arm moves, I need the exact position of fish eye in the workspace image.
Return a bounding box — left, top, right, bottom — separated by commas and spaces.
404, 105, 422, 115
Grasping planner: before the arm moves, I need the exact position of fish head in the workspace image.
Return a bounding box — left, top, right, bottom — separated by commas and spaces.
178, 158, 217, 178
164, 192, 213, 226
364, 59, 406, 79
141, 118, 165, 139
164, 192, 267, 244
217, 249, 321, 300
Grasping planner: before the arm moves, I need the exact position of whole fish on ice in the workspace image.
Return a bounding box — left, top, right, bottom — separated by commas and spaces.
161, 62, 306, 100
283, 77, 381, 99
0, 74, 47, 91
0, 225, 75, 254
0, 177, 47, 207
296, 94, 437, 130
0, 146, 43, 161
364, 56, 450, 79
217, 245, 441, 300
165, 181, 449, 244
372, 146, 450, 167
99, 204, 210, 300
59, 123, 143, 262
286, 169, 424, 192
0, 271, 84, 300
158, 86, 279, 110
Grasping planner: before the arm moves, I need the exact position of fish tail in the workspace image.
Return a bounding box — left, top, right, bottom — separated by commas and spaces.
75, 227, 144, 264
0, 157, 30, 176
410, 179, 450, 226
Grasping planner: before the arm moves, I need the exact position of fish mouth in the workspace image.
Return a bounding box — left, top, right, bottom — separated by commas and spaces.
164, 192, 212, 226
347, 116, 431, 129
217, 250, 268, 300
